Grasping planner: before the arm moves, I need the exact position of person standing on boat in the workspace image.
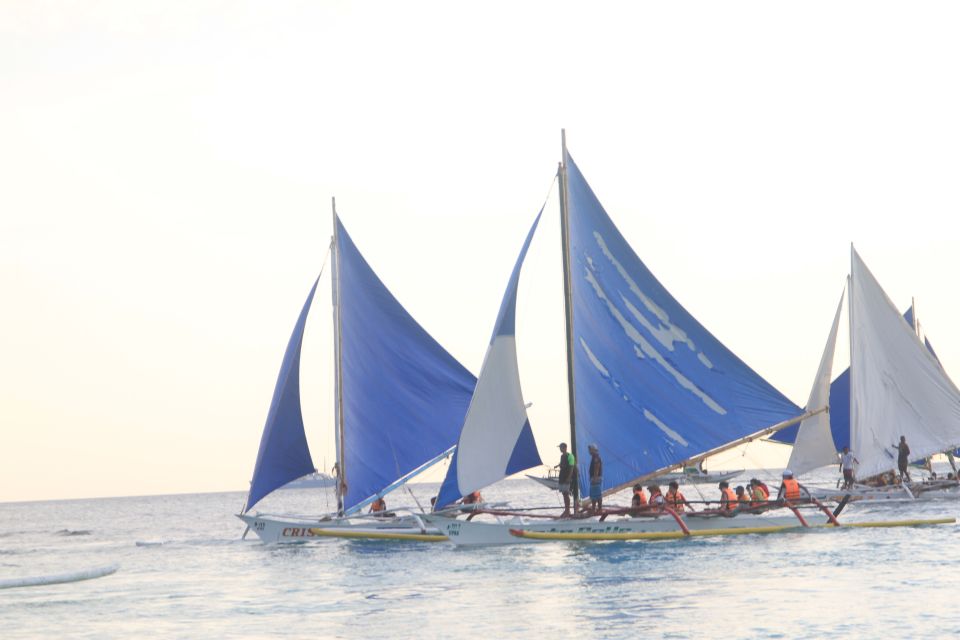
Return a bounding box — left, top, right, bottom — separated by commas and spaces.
840, 446, 859, 489
588, 444, 603, 512
557, 443, 575, 517
891, 436, 912, 481
665, 481, 689, 512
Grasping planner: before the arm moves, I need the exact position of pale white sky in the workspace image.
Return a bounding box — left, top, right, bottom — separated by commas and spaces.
3, 2, 960, 502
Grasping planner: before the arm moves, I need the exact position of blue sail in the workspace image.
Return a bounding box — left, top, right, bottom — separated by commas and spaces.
435, 211, 545, 509
243, 278, 319, 513
772, 306, 940, 449
336, 217, 476, 513
565, 151, 803, 496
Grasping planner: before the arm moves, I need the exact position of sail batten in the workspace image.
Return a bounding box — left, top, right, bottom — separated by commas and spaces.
564, 150, 802, 496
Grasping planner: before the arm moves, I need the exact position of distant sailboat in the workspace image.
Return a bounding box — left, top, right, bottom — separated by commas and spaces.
793, 248, 960, 502
238, 204, 476, 542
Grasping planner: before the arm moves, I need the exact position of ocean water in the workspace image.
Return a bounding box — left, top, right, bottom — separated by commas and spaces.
3, 471, 960, 639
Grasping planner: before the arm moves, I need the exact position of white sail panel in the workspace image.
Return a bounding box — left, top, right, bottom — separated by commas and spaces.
454, 335, 531, 493
788, 290, 844, 476
850, 248, 960, 479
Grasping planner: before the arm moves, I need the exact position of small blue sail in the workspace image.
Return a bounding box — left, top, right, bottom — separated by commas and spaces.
772, 305, 940, 449
336, 217, 476, 514
564, 151, 802, 496
243, 278, 319, 513
435, 211, 545, 509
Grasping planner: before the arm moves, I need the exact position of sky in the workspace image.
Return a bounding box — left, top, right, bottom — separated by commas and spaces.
3, 2, 960, 503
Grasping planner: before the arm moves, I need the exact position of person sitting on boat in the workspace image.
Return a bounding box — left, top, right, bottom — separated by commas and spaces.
461, 491, 483, 505
718, 481, 738, 512
665, 481, 689, 512
557, 442, 575, 517
630, 483, 647, 516
647, 484, 665, 510
735, 485, 750, 505
840, 446, 859, 490
588, 444, 603, 512
369, 497, 387, 515
776, 470, 807, 503
749, 478, 770, 507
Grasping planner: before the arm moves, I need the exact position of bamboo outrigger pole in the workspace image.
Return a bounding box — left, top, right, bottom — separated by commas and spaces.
600, 405, 831, 499
558, 129, 581, 506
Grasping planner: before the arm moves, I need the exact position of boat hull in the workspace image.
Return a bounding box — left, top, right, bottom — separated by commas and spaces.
238, 513, 443, 543
423, 511, 832, 546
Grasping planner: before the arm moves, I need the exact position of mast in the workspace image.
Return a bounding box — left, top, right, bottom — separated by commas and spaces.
912, 296, 920, 337
558, 129, 580, 505
331, 197, 347, 515
848, 247, 855, 459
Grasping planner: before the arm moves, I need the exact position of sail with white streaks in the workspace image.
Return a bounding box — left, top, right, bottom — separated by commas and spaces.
787, 290, 844, 476
850, 247, 960, 479
564, 150, 803, 497
434, 211, 544, 509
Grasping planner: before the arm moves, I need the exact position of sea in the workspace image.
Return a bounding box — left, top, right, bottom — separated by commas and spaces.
3, 468, 960, 639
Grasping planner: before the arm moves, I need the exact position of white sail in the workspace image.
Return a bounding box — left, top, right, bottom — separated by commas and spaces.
850, 247, 960, 479
788, 289, 844, 476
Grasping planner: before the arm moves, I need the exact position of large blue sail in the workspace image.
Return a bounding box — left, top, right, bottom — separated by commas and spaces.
243, 278, 319, 513
336, 217, 476, 513
565, 151, 802, 496
435, 211, 545, 509
772, 305, 939, 449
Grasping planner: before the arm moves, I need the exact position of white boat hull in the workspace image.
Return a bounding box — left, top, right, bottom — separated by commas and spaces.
238, 512, 443, 543
806, 481, 960, 503
422, 511, 832, 546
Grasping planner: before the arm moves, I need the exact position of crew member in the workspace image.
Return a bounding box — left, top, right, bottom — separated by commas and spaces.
840, 446, 859, 490
891, 436, 912, 481
557, 442, 576, 517
588, 444, 603, 511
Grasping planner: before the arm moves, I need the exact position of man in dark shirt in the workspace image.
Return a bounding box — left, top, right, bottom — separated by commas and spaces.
588, 444, 603, 512
892, 435, 911, 481
558, 442, 575, 517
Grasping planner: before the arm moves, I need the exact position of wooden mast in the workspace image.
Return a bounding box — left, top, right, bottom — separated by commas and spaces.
331, 197, 347, 515
558, 130, 580, 505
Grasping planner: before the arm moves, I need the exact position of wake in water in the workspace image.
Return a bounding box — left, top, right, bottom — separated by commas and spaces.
55, 529, 92, 536
0, 564, 118, 590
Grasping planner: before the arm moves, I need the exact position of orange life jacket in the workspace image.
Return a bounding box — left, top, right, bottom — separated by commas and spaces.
721, 487, 738, 510
463, 491, 482, 504
370, 498, 386, 512
782, 478, 801, 500
666, 490, 686, 511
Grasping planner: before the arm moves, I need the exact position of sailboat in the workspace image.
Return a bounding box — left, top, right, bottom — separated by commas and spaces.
237, 203, 476, 543
421, 134, 922, 546
792, 249, 960, 503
